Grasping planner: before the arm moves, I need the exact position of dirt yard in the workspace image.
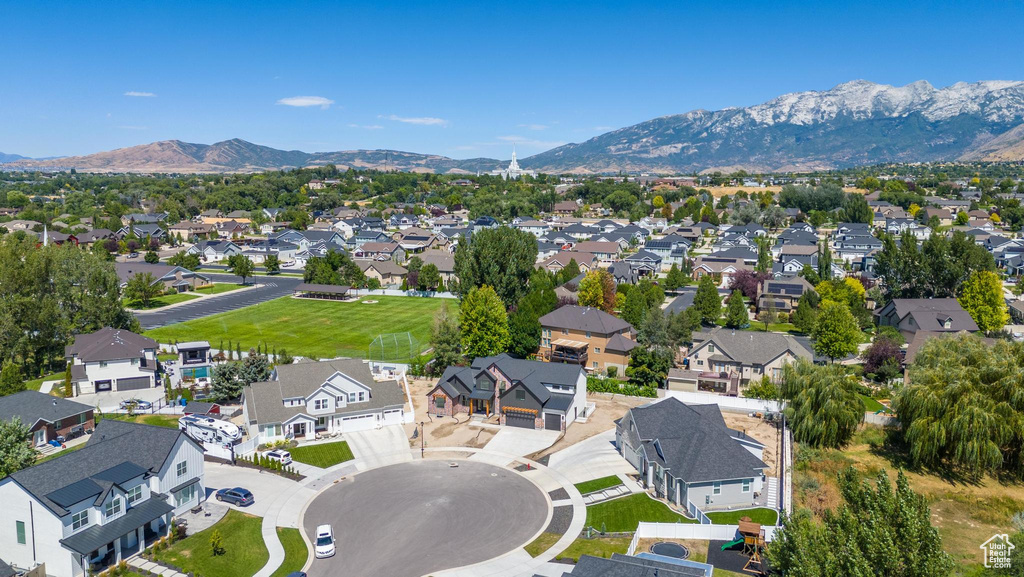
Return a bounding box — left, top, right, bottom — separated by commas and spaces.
533, 393, 651, 460
721, 412, 781, 477
403, 377, 497, 449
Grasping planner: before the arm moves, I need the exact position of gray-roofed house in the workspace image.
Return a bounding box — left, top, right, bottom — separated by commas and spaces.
427, 354, 587, 430
623, 249, 662, 276
0, 391, 94, 447
65, 327, 159, 396
0, 420, 204, 577
757, 276, 813, 313
550, 553, 713, 577
539, 305, 637, 374
113, 262, 210, 293
875, 298, 980, 341
616, 397, 767, 510
242, 359, 407, 442
683, 327, 812, 394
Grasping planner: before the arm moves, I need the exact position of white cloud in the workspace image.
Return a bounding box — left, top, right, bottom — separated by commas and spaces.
382, 114, 448, 126
277, 96, 335, 109
348, 123, 384, 130
517, 123, 548, 131
124, 91, 156, 98
496, 135, 566, 148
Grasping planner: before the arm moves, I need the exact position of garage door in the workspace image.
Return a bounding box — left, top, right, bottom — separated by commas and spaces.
116, 376, 151, 391
340, 413, 376, 433
383, 409, 402, 426
544, 413, 561, 431
505, 412, 534, 429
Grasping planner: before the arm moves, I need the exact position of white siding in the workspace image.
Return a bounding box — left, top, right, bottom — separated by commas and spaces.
154, 436, 206, 515
0, 478, 78, 577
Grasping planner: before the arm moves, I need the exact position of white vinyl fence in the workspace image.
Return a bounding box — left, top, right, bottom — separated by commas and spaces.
349, 288, 458, 299
664, 390, 784, 413
203, 435, 260, 461
627, 522, 780, 555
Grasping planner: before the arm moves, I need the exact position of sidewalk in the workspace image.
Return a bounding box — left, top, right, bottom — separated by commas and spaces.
128, 557, 188, 577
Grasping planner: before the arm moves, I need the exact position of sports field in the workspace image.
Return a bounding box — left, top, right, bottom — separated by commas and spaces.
145, 296, 455, 359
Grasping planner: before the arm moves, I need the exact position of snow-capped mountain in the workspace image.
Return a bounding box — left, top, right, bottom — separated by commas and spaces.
523, 80, 1024, 173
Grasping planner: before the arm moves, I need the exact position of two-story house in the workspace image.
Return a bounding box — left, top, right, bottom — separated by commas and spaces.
427, 354, 586, 430
681, 328, 812, 394
65, 328, 159, 396
538, 305, 637, 374
242, 359, 406, 442
875, 298, 979, 342
0, 420, 204, 577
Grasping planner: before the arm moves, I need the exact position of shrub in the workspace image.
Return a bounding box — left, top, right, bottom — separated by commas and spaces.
586, 375, 657, 397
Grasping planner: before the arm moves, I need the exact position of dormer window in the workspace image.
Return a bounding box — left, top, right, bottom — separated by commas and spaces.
358, 392, 365, 401
72, 510, 89, 531
349, 393, 357, 403
126, 485, 143, 506
105, 498, 123, 519
314, 398, 329, 410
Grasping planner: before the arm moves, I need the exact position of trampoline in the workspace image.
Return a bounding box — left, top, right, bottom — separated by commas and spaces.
650, 542, 690, 559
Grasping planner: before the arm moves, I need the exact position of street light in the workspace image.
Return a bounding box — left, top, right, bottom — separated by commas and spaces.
420, 421, 425, 458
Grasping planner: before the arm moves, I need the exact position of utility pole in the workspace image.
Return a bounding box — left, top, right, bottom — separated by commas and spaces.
420, 421, 425, 458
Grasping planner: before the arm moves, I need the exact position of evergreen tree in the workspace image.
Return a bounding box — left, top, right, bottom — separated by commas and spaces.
724, 290, 748, 328
0, 418, 35, 477
692, 275, 722, 325
0, 362, 25, 396
817, 240, 833, 281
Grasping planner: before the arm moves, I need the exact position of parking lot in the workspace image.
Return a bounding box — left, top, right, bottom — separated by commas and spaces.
303, 460, 550, 577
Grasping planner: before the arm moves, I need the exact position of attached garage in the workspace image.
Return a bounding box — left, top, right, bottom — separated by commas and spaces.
505, 412, 534, 429
339, 413, 376, 433
116, 376, 152, 391
544, 413, 562, 431
383, 409, 403, 426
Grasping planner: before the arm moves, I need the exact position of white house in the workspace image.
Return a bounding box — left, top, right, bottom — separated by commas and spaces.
65, 328, 159, 396
0, 420, 204, 577
242, 359, 406, 442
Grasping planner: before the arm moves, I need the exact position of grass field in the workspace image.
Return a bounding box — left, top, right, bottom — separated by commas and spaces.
24, 371, 63, 391
794, 425, 1024, 573
100, 413, 181, 429
153, 510, 268, 577
585, 493, 695, 532
144, 296, 455, 359
557, 537, 632, 561
288, 441, 354, 468
574, 475, 624, 495
705, 507, 779, 525
858, 394, 886, 412
196, 283, 247, 295
270, 527, 308, 577
127, 292, 200, 310
524, 532, 561, 558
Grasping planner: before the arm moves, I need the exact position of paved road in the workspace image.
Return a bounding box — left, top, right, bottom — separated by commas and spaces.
135, 274, 303, 329
303, 460, 549, 577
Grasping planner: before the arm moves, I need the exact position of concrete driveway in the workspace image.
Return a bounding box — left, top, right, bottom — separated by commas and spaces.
546, 429, 632, 484
344, 425, 412, 469
74, 385, 168, 413
203, 462, 300, 518
303, 460, 549, 577
472, 427, 560, 465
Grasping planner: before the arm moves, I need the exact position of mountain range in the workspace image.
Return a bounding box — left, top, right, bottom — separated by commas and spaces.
5, 80, 1024, 174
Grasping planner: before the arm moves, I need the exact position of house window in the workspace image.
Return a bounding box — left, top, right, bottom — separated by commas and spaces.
314, 398, 329, 410
713, 482, 721, 495
131, 358, 138, 365
561, 329, 568, 335
515, 390, 526, 401
434, 396, 446, 409
15, 520, 25, 545
358, 392, 365, 401
72, 510, 89, 531
594, 347, 601, 354
176, 461, 187, 478
174, 484, 196, 507
708, 344, 715, 353
99, 361, 108, 368
336, 395, 345, 404
742, 479, 751, 493
593, 362, 598, 369
126, 485, 143, 506
586, 331, 591, 338
105, 498, 122, 519
349, 393, 357, 402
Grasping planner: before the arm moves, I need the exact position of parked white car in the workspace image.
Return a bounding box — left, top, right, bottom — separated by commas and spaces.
266, 449, 292, 465
314, 524, 335, 558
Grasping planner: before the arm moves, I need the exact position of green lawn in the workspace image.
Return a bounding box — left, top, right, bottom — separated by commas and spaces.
196, 283, 247, 295
270, 527, 308, 577
288, 441, 354, 468
556, 537, 631, 561
859, 394, 886, 412
99, 413, 181, 429
158, 352, 177, 361
145, 296, 455, 359
524, 532, 561, 558
705, 507, 779, 525
745, 322, 801, 334
585, 493, 695, 532
24, 371, 63, 391
574, 475, 624, 495
127, 292, 200, 310
153, 510, 268, 577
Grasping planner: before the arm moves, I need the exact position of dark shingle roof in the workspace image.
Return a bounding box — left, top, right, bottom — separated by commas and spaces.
539, 305, 633, 335
65, 327, 157, 363
0, 390, 92, 427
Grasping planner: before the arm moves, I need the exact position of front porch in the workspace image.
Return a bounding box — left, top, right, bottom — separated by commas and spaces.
64, 498, 174, 576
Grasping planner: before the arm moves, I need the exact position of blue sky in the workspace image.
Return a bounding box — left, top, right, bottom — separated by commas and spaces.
2, 0, 1022, 160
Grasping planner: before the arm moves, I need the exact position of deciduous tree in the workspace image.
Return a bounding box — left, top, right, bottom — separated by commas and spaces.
459, 286, 510, 358
0, 418, 35, 478
781, 360, 864, 448
958, 270, 1008, 333
124, 272, 162, 308
812, 301, 861, 362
